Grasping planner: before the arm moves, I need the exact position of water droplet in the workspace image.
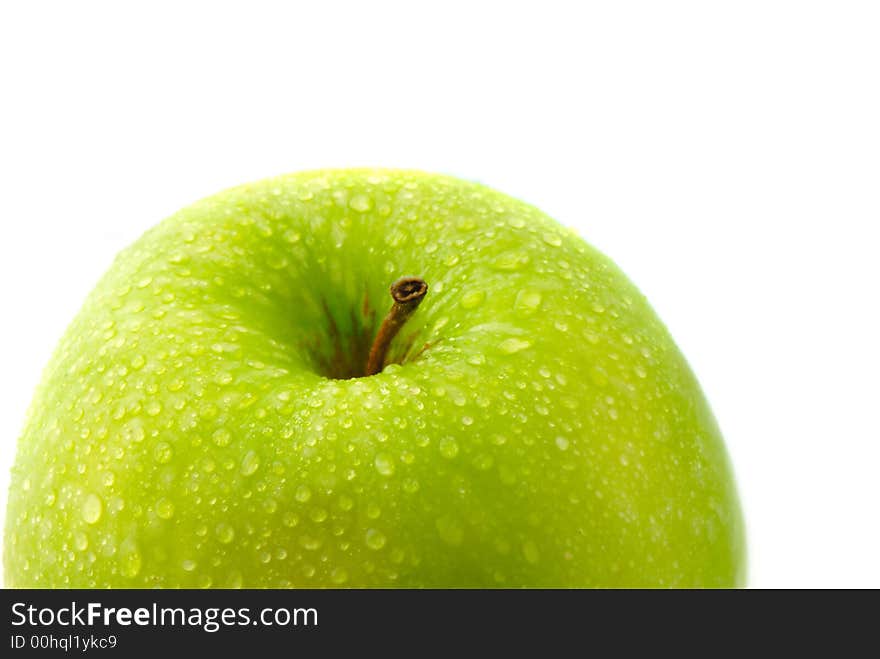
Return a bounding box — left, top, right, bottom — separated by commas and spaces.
542, 232, 562, 247
590, 365, 609, 387
155, 497, 175, 519
74, 531, 89, 551
182, 559, 197, 572
310, 508, 328, 523
492, 251, 530, 271
349, 193, 372, 212
212, 429, 231, 447
153, 442, 173, 464
436, 515, 464, 546
374, 453, 395, 476
461, 416, 474, 426
499, 338, 532, 354
199, 403, 219, 419
227, 571, 244, 588
216, 523, 235, 544
439, 437, 459, 459
120, 540, 142, 578
131, 354, 146, 370
145, 400, 162, 416
555, 436, 570, 451
473, 454, 494, 470
635, 365, 648, 378
366, 528, 387, 550
331, 567, 349, 584
82, 494, 103, 524
402, 477, 420, 493
460, 290, 485, 309
295, 485, 312, 503
129, 424, 146, 443
515, 289, 542, 315
240, 450, 260, 476
523, 540, 541, 564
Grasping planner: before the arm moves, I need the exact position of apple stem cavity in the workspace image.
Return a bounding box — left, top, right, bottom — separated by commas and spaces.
365, 277, 428, 376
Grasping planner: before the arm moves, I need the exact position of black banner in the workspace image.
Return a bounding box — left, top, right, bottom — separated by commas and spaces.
2, 589, 874, 653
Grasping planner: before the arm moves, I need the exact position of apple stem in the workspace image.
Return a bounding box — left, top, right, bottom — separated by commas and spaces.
365, 277, 428, 376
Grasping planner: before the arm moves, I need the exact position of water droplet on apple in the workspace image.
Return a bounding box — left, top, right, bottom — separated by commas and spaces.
226, 571, 243, 588
515, 289, 542, 316
155, 497, 175, 519
119, 540, 142, 578
374, 453, 395, 476
215, 523, 235, 544
74, 531, 89, 551
182, 559, 197, 572
542, 232, 562, 247
299, 535, 321, 551
310, 507, 328, 523
439, 437, 459, 458
460, 290, 485, 309
82, 494, 103, 524
295, 485, 312, 503
473, 454, 494, 470
435, 515, 464, 546
590, 365, 609, 387
240, 450, 260, 476
365, 528, 387, 550
491, 251, 530, 271
523, 540, 541, 564
555, 436, 570, 451
211, 429, 232, 448
498, 338, 532, 354
331, 568, 349, 584
349, 194, 372, 212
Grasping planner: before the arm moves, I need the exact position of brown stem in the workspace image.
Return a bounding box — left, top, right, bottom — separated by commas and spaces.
365, 277, 428, 376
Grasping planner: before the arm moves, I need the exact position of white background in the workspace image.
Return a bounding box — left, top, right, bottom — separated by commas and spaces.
1, 1, 878, 588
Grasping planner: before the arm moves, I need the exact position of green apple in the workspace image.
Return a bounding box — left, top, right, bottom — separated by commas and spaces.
4, 169, 745, 587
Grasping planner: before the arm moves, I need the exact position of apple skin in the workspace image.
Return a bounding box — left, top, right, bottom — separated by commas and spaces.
4, 170, 745, 587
